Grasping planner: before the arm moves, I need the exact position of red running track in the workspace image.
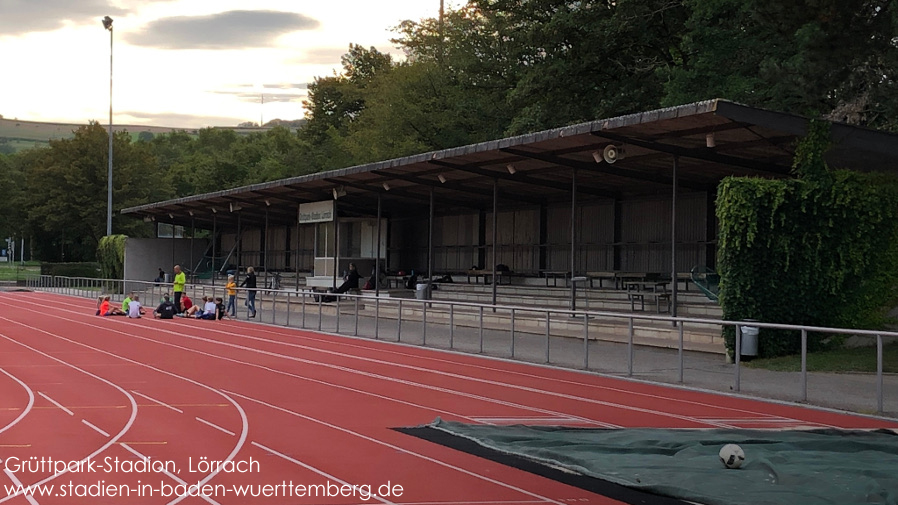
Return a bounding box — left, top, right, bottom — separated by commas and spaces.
0, 291, 895, 505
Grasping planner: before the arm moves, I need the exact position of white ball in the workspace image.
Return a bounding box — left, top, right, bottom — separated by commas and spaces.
719, 444, 745, 469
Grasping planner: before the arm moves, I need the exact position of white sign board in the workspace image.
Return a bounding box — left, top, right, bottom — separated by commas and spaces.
299, 200, 335, 224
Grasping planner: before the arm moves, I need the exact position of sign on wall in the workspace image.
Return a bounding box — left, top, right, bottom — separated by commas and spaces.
299, 200, 335, 224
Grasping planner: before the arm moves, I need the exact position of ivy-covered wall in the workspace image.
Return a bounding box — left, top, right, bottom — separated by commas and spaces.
716, 124, 898, 357
97, 235, 127, 280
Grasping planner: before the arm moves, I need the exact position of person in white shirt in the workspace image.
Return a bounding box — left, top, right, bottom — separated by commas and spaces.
128, 295, 145, 318
197, 298, 218, 320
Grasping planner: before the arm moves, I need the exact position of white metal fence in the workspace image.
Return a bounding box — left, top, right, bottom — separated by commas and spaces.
25, 275, 896, 417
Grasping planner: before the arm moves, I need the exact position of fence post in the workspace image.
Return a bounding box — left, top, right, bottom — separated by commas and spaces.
353, 296, 359, 336
286, 292, 291, 327
335, 296, 341, 334
478, 305, 484, 353
545, 311, 551, 363
678, 321, 684, 383
397, 299, 403, 342
734, 325, 742, 392
271, 291, 277, 325
449, 304, 454, 349
374, 297, 380, 340
801, 329, 808, 402
877, 334, 884, 415
317, 296, 323, 332
628, 317, 634, 377
510, 308, 516, 358
422, 301, 427, 346
583, 311, 589, 370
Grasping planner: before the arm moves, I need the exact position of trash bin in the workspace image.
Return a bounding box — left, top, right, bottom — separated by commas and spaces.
740, 321, 759, 360
164, 273, 172, 283
415, 282, 431, 300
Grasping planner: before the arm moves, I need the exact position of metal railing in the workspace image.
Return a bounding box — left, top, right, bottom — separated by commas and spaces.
24, 274, 896, 417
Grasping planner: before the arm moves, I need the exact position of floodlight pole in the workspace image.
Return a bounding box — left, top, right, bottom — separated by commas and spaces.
103, 16, 114, 236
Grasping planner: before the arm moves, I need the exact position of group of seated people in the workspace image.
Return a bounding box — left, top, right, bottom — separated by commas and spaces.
175, 295, 229, 320
96, 292, 146, 318
95, 292, 230, 321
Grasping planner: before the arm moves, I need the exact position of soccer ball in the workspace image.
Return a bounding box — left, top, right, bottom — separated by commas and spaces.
719, 444, 745, 469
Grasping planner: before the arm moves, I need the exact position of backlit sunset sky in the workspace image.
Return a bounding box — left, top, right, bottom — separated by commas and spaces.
0, 0, 457, 128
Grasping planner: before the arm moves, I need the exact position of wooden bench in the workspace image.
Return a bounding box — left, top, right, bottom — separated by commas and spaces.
628, 291, 672, 313
384, 275, 409, 289
466, 270, 513, 285
540, 270, 569, 287
586, 271, 616, 288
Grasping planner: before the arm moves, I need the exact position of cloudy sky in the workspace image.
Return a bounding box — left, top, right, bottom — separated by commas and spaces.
0, 0, 457, 128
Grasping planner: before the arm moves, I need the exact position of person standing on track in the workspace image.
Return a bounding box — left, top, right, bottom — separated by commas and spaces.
225, 274, 237, 317
173, 265, 186, 313
240, 266, 257, 318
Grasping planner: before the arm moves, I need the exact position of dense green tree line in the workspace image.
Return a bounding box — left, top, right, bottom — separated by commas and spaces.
1, 0, 895, 261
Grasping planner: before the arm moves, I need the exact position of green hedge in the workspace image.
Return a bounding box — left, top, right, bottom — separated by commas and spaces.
40, 262, 101, 278
717, 125, 898, 357
97, 235, 127, 280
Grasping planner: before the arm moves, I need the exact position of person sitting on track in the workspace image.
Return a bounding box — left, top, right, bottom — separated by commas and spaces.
181, 293, 193, 314
154, 294, 177, 319
127, 294, 146, 318
181, 295, 206, 317
97, 295, 126, 316
215, 297, 230, 320
122, 292, 134, 313
195, 297, 217, 320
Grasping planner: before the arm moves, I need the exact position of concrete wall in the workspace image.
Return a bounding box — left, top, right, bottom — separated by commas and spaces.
124, 238, 208, 293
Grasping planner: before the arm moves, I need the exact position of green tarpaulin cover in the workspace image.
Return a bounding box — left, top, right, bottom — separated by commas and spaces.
429, 419, 898, 505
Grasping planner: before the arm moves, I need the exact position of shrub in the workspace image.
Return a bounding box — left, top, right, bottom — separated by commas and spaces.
717, 122, 898, 357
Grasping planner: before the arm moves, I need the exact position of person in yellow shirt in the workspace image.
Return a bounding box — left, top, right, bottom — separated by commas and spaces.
173, 265, 187, 313
225, 274, 237, 317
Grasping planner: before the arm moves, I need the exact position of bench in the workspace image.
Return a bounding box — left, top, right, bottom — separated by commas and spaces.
628, 291, 671, 313
586, 271, 616, 288
540, 270, 569, 287
384, 275, 408, 289
466, 270, 513, 285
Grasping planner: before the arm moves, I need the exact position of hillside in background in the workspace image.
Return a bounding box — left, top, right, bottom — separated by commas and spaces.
0, 117, 305, 154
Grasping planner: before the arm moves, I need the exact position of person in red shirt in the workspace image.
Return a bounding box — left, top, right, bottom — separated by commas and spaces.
96, 295, 125, 316
181, 294, 193, 313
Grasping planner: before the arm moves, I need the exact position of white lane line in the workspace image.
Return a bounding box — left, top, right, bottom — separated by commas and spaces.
469, 417, 582, 425
37, 392, 73, 416
232, 390, 567, 505
85, 306, 721, 428
195, 417, 235, 436
0, 318, 246, 505
252, 442, 398, 505
168, 390, 247, 505
3, 468, 39, 505
234, 307, 847, 425
131, 390, 184, 413
0, 327, 138, 505
11, 303, 587, 428
106, 320, 616, 427
8, 293, 835, 433
120, 443, 220, 505
0, 367, 35, 434
81, 419, 110, 437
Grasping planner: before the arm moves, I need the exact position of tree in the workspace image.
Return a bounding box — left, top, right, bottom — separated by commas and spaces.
22, 123, 167, 261
0, 153, 24, 241
664, 0, 898, 131
300, 44, 394, 146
